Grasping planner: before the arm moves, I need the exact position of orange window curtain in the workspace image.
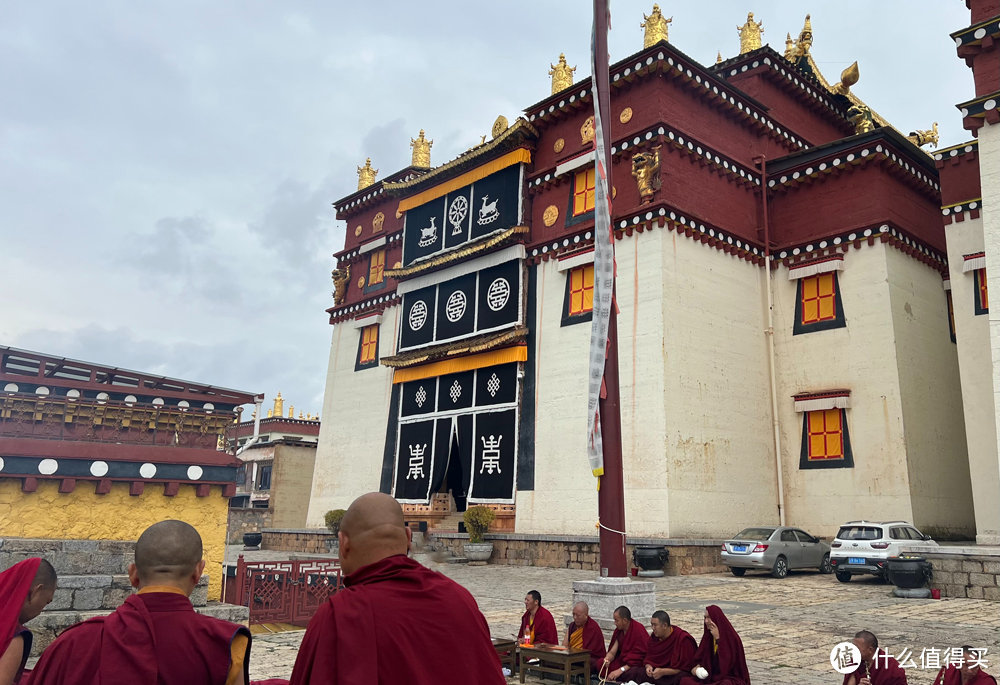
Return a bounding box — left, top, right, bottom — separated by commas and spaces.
573, 168, 596, 216
801, 273, 836, 324
569, 265, 594, 315
807, 409, 844, 460
360, 325, 379, 364
369, 249, 386, 285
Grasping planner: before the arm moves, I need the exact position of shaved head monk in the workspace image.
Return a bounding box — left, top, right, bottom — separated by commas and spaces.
0, 558, 57, 685
289, 492, 505, 685
563, 601, 606, 674
30, 520, 252, 685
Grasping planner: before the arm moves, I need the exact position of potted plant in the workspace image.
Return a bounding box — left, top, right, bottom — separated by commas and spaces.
462, 506, 496, 564
325, 509, 346, 555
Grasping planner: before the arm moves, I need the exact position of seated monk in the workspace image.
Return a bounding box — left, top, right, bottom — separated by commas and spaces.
0, 558, 57, 685
936, 647, 995, 685
678, 605, 749, 685
518, 590, 558, 645
621, 610, 697, 685
602, 605, 649, 682
289, 492, 504, 684
842, 630, 907, 685
563, 601, 605, 674
29, 520, 251, 685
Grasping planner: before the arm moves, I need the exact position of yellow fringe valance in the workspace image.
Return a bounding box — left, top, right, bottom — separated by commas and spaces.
391, 346, 528, 384
396, 149, 532, 215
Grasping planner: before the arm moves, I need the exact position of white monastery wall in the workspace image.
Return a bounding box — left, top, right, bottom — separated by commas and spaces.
980, 121, 1000, 544
306, 307, 399, 526
885, 247, 974, 538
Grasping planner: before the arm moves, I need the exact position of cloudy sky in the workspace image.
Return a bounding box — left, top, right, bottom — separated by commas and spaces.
0, 1, 975, 416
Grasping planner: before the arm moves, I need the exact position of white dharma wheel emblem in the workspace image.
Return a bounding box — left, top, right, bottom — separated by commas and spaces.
487, 278, 511, 311
409, 300, 428, 331
445, 290, 467, 322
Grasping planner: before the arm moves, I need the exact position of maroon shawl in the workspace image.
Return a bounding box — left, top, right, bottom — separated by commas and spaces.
519, 605, 559, 645
0, 559, 40, 684
691, 605, 749, 685
289, 554, 504, 685
647, 625, 697, 670
569, 617, 607, 662
841, 651, 908, 685
609, 619, 650, 669
28, 592, 250, 685
941, 665, 996, 685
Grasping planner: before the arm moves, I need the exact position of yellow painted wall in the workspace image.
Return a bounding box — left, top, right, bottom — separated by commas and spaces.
0, 479, 229, 600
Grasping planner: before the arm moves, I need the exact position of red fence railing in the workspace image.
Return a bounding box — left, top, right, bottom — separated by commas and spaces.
234, 555, 343, 626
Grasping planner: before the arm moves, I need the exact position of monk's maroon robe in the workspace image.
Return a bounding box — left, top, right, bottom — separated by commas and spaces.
568, 617, 607, 673
622, 625, 698, 684
678, 606, 749, 685
607, 619, 650, 673
0, 558, 40, 684
518, 605, 559, 645
941, 665, 996, 685
289, 554, 504, 685
28, 592, 250, 685
841, 651, 908, 685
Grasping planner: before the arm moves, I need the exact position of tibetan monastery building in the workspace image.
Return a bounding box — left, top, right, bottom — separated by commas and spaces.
307, 7, 995, 542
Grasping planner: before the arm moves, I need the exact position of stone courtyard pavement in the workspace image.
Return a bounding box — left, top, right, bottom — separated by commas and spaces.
249, 554, 1000, 684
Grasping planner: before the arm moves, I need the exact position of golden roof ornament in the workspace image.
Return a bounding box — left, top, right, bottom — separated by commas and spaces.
491, 115, 509, 140
717, 51, 723, 64
272, 392, 283, 419
332, 264, 351, 305
356, 158, 378, 190
641, 4, 672, 48
737, 12, 764, 54
847, 103, 875, 134
784, 14, 813, 61
832, 61, 860, 96
288, 405, 294, 418
908, 122, 939, 149
410, 130, 433, 168
549, 54, 576, 94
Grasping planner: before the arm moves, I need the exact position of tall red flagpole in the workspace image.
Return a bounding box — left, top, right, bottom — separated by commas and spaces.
592, 0, 628, 579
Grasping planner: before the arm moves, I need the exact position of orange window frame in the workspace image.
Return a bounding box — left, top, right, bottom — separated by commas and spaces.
369, 249, 386, 285
568, 265, 594, 315
573, 168, 596, 216
806, 409, 844, 460
800, 273, 837, 325
977, 268, 989, 312
360, 325, 379, 364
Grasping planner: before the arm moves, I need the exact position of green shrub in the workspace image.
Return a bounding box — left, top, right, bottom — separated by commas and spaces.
463, 505, 496, 544
324, 509, 347, 535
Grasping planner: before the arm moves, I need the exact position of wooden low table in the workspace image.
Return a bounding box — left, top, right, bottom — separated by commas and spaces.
518, 644, 591, 685
492, 638, 516, 673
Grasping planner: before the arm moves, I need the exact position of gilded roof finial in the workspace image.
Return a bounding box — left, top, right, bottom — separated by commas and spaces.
784, 32, 794, 58
908, 122, 939, 149
288, 404, 294, 418
832, 61, 860, 96
356, 158, 378, 190
784, 15, 813, 61
549, 53, 577, 94
641, 4, 672, 48
272, 392, 283, 419
717, 51, 723, 64
410, 130, 433, 168
737, 12, 764, 54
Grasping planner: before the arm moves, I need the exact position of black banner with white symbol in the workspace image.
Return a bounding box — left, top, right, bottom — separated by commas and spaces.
435, 274, 476, 341
439, 370, 474, 411
401, 379, 437, 418
476, 260, 519, 331
469, 409, 517, 502
394, 419, 435, 502
475, 363, 517, 407
402, 165, 523, 267
399, 286, 437, 350
427, 415, 474, 499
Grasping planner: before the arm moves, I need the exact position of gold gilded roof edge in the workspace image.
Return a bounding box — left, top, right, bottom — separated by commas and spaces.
380, 327, 529, 368
384, 225, 528, 279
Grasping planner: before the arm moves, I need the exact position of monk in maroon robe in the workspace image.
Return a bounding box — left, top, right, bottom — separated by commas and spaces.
29, 520, 251, 685
937, 647, 996, 685
602, 605, 649, 682
678, 605, 749, 685
0, 558, 56, 685
289, 492, 504, 685
621, 610, 697, 685
842, 631, 907, 685
563, 601, 606, 673
518, 590, 559, 645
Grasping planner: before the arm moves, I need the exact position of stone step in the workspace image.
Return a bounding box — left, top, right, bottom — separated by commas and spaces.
25, 601, 249, 657
46, 575, 209, 612
1, 538, 135, 575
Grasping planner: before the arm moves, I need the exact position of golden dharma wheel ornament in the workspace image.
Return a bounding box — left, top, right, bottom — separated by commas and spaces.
354, 225, 363, 237
491, 115, 509, 139
553, 138, 565, 153
372, 212, 385, 233
581, 116, 595, 145
542, 205, 559, 227
357, 276, 366, 289
620, 107, 633, 124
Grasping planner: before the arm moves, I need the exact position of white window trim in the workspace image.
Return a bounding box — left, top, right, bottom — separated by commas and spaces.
794, 395, 850, 413
963, 255, 986, 272
556, 249, 596, 272
942, 279, 951, 291
351, 313, 383, 329
554, 151, 596, 178
359, 236, 387, 255
788, 257, 844, 280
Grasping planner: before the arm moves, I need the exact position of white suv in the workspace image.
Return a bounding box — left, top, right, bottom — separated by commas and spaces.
829, 520, 937, 582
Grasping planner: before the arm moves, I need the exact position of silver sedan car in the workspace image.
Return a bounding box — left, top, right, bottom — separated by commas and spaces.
720, 526, 832, 578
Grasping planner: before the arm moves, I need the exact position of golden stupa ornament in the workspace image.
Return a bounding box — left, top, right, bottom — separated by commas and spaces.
357, 158, 378, 190
641, 4, 672, 48
410, 130, 433, 168
737, 13, 763, 54
784, 15, 813, 61
272, 392, 284, 418
549, 54, 576, 94
716, 51, 723, 64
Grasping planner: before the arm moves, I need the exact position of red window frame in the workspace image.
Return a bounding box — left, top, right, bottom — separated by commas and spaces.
800, 273, 837, 325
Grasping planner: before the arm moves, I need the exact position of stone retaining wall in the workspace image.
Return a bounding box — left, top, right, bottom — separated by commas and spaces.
924, 549, 1000, 600
262, 528, 338, 554
228, 507, 273, 543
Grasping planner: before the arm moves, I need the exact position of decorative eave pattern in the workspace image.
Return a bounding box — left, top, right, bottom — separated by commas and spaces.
525, 45, 807, 153
934, 140, 979, 162
957, 91, 1000, 132
327, 292, 400, 325
335, 230, 402, 264
775, 223, 947, 275
952, 16, 1000, 55
384, 226, 529, 281
942, 198, 983, 226
334, 167, 426, 219
380, 327, 528, 368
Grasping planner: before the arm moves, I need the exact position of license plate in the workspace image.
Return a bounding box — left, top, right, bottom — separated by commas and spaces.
848, 557, 865, 565
732, 545, 747, 552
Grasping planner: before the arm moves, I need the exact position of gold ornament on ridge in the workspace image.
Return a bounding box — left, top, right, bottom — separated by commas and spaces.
549, 53, 577, 94
641, 4, 672, 48
492, 116, 509, 139
357, 158, 378, 190
847, 103, 875, 134
784, 15, 812, 61
410, 130, 433, 168
737, 13, 763, 54
832, 61, 860, 96
907, 122, 939, 149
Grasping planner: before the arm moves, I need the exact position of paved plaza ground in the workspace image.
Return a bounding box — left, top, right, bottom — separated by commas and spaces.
248, 552, 1000, 684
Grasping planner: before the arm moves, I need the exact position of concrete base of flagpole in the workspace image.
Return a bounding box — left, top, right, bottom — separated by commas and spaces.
569, 577, 656, 631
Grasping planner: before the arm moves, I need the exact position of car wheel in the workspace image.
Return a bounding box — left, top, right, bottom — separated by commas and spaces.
730, 567, 746, 577
771, 555, 788, 579
836, 570, 852, 583
819, 553, 833, 574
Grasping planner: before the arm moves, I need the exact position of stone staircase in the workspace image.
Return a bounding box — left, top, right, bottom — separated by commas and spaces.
1, 537, 248, 656
433, 511, 465, 533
